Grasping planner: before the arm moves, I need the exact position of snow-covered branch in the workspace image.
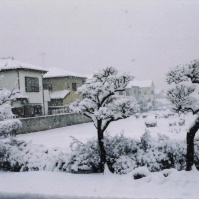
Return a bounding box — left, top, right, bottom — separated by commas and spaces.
70, 67, 139, 131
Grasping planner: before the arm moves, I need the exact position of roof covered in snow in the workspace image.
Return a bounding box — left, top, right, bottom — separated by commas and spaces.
50, 90, 70, 99
0, 59, 47, 73
14, 93, 29, 99
127, 80, 154, 88
44, 67, 86, 79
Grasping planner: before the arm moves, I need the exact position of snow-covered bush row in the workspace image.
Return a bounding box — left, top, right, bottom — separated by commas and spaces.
153, 110, 175, 119
0, 139, 69, 172
1, 133, 199, 174
0, 119, 22, 137
66, 132, 199, 174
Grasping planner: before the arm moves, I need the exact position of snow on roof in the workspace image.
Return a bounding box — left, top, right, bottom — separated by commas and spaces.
44, 67, 86, 78
0, 59, 47, 73
127, 80, 154, 88
50, 90, 70, 99
13, 93, 29, 99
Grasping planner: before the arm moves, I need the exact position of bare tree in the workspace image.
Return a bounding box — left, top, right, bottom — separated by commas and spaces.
166, 60, 199, 171
70, 67, 139, 172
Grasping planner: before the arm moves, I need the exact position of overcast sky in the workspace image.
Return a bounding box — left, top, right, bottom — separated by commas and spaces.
1, 0, 199, 89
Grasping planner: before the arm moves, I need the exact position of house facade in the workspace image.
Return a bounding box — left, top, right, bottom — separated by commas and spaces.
155, 89, 165, 99
124, 80, 155, 104
0, 58, 48, 117
43, 68, 86, 114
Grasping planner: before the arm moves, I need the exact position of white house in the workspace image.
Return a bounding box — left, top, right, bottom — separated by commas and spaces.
155, 89, 166, 99
0, 58, 49, 117
125, 80, 155, 103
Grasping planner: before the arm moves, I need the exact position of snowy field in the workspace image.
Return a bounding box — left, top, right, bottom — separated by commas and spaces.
11, 112, 195, 151
1, 111, 199, 199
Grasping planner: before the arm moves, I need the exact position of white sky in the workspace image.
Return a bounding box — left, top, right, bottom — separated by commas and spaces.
1, 0, 199, 89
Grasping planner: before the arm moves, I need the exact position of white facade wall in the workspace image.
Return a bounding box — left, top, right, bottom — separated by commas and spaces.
0, 70, 19, 90
139, 86, 155, 102
18, 70, 44, 105
0, 69, 45, 113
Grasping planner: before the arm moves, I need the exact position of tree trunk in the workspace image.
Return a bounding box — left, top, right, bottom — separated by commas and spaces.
186, 116, 199, 171
97, 120, 106, 173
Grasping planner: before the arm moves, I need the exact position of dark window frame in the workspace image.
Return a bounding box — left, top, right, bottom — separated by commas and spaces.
43, 84, 52, 91
25, 77, 39, 92
72, 83, 77, 91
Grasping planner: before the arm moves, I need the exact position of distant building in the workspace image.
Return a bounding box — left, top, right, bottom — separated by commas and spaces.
127, 80, 155, 103
0, 58, 49, 117
117, 80, 155, 105
43, 68, 86, 114
155, 89, 165, 99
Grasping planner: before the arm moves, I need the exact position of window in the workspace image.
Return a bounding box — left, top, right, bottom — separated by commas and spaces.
43, 84, 52, 91
151, 90, 154, 94
25, 77, 39, 92
72, 83, 77, 91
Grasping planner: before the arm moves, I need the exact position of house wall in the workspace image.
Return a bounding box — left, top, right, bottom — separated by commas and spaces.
18, 113, 91, 134
0, 70, 18, 90
18, 70, 44, 105
139, 86, 155, 102
43, 76, 85, 105
0, 69, 46, 115
126, 86, 140, 100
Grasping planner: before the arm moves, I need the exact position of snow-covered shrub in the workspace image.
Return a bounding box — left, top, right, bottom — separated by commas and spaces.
142, 113, 148, 118
145, 117, 157, 127
0, 142, 7, 159
169, 121, 177, 127
112, 155, 136, 174
66, 133, 139, 174
65, 137, 100, 173
132, 167, 150, 179
0, 119, 22, 137
104, 133, 138, 173
0, 139, 69, 172
66, 132, 195, 174
163, 110, 175, 118
137, 132, 187, 171
0, 104, 14, 119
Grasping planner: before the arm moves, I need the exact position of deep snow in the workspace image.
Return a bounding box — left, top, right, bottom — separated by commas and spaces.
0, 111, 199, 199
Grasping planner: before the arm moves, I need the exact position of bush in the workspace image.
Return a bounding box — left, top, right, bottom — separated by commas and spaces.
112, 155, 136, 174
0, 139, 69, 172
65, 137, 101, 173
142, 113, 148, 118
132, 167, 150, 179
1, 132, 198, 174
145, 117, 157, 127
66, 131, 194, 174
0, 119, 22, 137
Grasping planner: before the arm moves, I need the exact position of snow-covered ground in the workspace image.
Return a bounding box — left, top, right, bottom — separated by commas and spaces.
10, 112, 195, 151
0, 111, 199, 199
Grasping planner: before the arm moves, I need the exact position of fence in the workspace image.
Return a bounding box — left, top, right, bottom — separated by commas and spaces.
18, 113, 91, 134
48, 106, 70, 115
